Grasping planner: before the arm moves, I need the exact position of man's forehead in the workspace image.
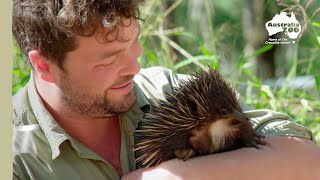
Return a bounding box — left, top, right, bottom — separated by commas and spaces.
67, 18, 140, 61
75, 18, 139, 45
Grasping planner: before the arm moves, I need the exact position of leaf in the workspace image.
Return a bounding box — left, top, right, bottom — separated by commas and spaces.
236, 55, 246, 68
13, 69, 22, 77
249, 44, 274, 58
310, 21, 320, 28
173, 55, 217, 70
300, 98, 313, 112
21, 75, 31, 84
243, 68, 261, 84
315, 75, 320, 96
261, 85, 275, 99
309, 34, 320, 48
200, 46, 211, 56
237, 44, 274, 68
247, 80, 261, 88
173, 31, 197, 40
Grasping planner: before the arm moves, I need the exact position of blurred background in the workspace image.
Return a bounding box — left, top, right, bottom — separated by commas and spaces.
13, 0, 320, 142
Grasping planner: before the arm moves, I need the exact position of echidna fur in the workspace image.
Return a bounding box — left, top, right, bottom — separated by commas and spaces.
134, 68, 263, 168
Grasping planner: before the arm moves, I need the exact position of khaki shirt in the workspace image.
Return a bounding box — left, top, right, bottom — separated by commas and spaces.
12, 67, 314, 180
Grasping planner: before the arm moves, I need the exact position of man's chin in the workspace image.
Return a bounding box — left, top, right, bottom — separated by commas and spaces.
108, 89, 137, 113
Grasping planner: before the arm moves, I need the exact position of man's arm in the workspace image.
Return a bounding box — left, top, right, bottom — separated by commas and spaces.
122, 136, 320, 180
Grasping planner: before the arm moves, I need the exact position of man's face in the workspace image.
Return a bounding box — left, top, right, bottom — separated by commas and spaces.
51, 18, 142, 118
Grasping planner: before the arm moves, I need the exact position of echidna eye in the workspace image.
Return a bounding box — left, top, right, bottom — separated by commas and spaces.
220, 108, 228, 115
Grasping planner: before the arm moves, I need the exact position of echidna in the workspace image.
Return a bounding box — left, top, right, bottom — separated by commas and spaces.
134, 68, 265, 168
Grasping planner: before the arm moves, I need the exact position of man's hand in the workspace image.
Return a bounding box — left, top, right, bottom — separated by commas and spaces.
122, 136, 320, 180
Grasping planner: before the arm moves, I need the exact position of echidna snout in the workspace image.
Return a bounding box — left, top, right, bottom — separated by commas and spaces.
188, 108, 255, 155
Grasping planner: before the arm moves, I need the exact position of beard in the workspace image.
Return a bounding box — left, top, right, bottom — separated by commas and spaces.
59, 74, 136, 118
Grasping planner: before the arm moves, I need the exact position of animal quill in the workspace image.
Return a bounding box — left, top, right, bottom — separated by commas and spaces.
134, 68, 265, 168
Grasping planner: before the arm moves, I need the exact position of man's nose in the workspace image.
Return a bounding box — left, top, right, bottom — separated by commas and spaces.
119, 39, 142, 76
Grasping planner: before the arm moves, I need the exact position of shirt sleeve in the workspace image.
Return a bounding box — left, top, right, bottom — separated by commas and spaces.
245, 109, 314, 140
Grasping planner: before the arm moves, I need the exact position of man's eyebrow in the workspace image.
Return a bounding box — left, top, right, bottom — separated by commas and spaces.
99, 24, 140, 60
99, 48, 125, 60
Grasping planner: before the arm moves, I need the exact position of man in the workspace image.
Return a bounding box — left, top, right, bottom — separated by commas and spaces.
12, 0, 319, 180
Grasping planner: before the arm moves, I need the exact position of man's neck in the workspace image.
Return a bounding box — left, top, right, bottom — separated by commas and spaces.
46, 100, 122, 174
34, 77, 122, 175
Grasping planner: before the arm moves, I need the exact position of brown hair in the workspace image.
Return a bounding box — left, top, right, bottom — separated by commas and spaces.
12, 0, 144, 69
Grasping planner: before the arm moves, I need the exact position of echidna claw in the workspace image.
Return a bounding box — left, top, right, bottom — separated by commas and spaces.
174, 148, 195, 161
249, 131, 266, 149
252, 142, 259, 149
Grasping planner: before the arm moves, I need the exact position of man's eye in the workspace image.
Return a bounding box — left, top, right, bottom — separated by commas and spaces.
95, 58, 116, 69
96, 63, 111, 68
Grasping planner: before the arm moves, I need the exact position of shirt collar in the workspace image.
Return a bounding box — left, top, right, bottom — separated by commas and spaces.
27, 73, 69, 159
121, 83, 151, 129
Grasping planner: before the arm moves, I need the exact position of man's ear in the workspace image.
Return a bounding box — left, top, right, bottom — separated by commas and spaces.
28, 50, 55, 83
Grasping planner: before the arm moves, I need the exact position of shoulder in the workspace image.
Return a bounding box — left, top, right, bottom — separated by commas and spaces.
13, 84, 39, 126
245, 109, 314, 140
135, 66, 188, 88
12, 84, 51, 175
134, 66, 189, 101
12, 84, 44, 152
12, 125, 53, 179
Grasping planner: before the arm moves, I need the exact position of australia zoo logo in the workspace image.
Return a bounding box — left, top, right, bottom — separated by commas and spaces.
265, 11, 301, 44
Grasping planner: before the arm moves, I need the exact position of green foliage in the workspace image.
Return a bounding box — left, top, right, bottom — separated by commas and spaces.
12, 41, 30, 95
138, 0, 320, 143
12, 0, 320, 143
